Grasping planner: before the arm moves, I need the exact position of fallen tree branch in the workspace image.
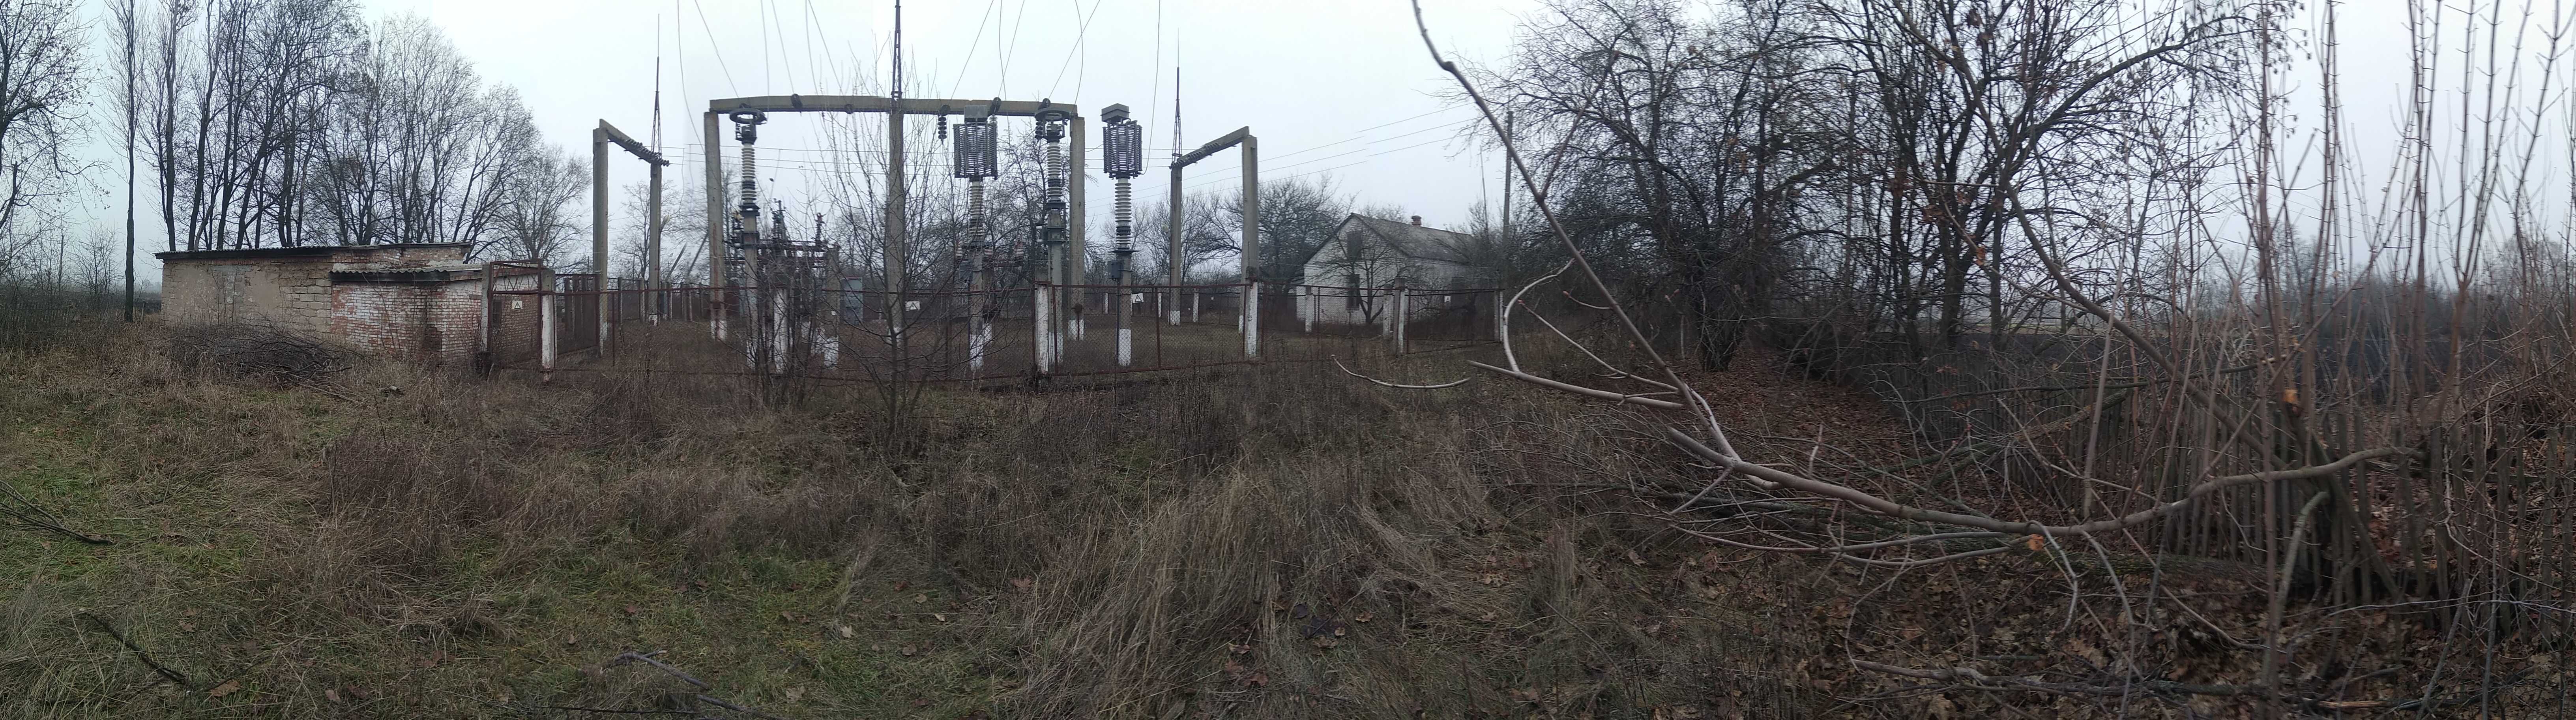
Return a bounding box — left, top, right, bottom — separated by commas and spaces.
1333, 356, 1470, 389
528, 705, 697, 716
1854, 659, 2291, 699
607, 651, 708, 689
1662, 428, 2409, 538
1854, 660, 2537, 711
1892, 358, 2279, 403
77, 611, 188, 686
2, 483, 111, 544
1411, 1, 1722, 442
601, 650, 793, 719
693, 694, 793, 720
1468, 361, 1685, 410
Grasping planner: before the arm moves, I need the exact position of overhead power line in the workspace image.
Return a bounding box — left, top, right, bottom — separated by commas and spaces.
690, 0, 742, 94
949, 0, 1002, 97
1156, 115, 1478, 188
1046, 0, 1111, 100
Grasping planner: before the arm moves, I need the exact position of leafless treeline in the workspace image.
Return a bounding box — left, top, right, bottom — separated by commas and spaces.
0, 0, 91, 275
1421, 0, 2576, 711
110, 0, 576, 256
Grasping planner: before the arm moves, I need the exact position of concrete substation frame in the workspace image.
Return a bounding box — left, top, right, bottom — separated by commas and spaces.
700, 95, 1087, 345
592, 120, 669, 353
1168, 126, 1259, 358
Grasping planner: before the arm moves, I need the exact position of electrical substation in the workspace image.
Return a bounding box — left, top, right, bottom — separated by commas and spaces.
160, 8, 1510, 393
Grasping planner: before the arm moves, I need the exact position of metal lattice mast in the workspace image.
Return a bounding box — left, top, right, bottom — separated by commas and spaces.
1166, 68, 1185, 325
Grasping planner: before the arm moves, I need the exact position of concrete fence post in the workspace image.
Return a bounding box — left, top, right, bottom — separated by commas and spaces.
477, 262, 497, 375
1303, 288, 1315, 334
538, 268, 558, 382
1116, 289, 1134, 367
1391, 287, 1407, 355
769, 287, 789, 376
1243, 281, 1260, 360
1376, 287, 1391, 338
969, 290, 992, 375
1034, 284, 1054, 374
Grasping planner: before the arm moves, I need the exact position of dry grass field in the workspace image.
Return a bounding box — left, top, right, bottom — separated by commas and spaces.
2, 322, 2563, 718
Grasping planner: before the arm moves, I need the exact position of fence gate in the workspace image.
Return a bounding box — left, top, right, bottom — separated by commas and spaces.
1403, 288, 1500, 343
559, 274, 600, 354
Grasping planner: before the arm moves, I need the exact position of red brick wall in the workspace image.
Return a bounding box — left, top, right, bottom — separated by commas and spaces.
426, 280, 485, 367
331, 283, 432, 363
330, 278, 491, 368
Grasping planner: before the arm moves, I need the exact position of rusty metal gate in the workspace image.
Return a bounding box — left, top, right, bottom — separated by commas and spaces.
558, 274, 599, 354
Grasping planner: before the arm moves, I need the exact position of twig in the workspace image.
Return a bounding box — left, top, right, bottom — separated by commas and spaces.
603, 651, 793, 719
292, 379, 357, 403
693, 694, 792, 720
1409, 0, 1724, 449
1662, 427, 2408, 538
1, 483, 112, 544
1892, 359, 2279, 403
1857, 660, 2284, 699
1332, 356, 1470, 389
1468, 361, 1685, 410
608, 651, 710, 689
76, 611, 188, 686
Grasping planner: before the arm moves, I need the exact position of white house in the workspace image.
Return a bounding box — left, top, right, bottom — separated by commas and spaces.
1294, 214, 1495, 326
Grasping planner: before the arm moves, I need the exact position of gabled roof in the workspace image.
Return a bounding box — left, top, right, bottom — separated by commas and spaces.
1301, 214, 1483, 268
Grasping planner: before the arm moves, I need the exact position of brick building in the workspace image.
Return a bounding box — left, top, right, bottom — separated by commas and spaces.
156, 243, 544, 368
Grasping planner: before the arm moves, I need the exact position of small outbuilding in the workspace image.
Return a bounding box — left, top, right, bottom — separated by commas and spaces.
1293, 214, 1496, 326
156, 243, 545, 368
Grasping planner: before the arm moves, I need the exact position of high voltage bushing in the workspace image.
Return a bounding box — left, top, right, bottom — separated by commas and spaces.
1035, 104, 1072, 249
730, 108, 768, 245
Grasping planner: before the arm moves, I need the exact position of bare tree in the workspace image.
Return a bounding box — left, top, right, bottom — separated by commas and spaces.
71, 227, 117, 315
124, 6, 565, 254
0, 0, 93, 257
489, 147, 586, 264
1404, 0, 2576, 713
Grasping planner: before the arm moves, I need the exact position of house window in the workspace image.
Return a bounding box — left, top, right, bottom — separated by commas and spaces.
1344, 274, 1362, 310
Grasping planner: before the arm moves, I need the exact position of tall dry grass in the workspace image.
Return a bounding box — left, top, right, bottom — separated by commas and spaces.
0, 323, 1835, 718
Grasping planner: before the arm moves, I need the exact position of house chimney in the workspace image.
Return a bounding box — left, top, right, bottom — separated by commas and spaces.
1410, 215, 1422, 226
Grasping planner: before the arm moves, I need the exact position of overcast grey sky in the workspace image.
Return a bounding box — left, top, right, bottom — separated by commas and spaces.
57, 1, 2568, 281
369, 0, 1544, 232
73, 0, 1546, 278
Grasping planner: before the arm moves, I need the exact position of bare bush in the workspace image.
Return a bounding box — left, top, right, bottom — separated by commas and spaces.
164, 322, 352, 384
